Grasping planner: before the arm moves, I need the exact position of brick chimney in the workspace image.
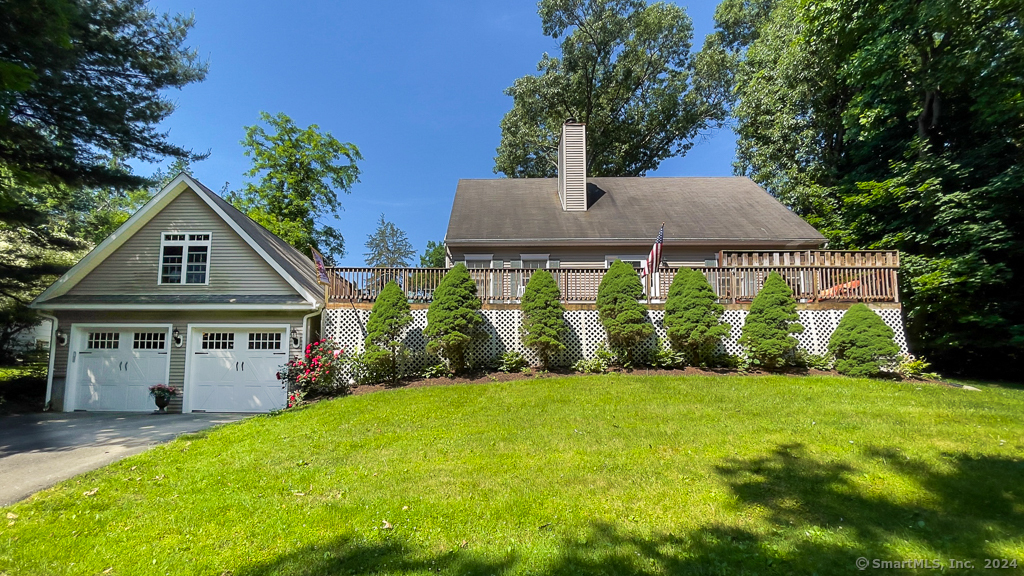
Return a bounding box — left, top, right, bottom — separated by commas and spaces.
558, 120, 587, 211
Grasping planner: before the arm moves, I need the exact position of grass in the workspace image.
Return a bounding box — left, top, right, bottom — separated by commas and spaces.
1, 374, 1022, 575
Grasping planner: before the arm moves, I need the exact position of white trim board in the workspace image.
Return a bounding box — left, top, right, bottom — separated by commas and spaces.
39, 303, 318, 311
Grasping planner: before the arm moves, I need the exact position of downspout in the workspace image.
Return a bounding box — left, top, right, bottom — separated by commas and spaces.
37, 312, 58, 411
301, 307, 322, 350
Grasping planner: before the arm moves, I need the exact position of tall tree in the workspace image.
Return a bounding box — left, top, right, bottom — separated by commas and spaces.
364, 214, 415, 268
419, 240, 447, 267
715, 0, 1024, 376
494, 0, 727, 177
1, 0, 208, 198
228, 112, 361, 262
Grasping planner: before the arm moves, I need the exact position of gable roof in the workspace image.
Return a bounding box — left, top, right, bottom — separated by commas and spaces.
32, 174, 323, 309
445, 177, 826, 248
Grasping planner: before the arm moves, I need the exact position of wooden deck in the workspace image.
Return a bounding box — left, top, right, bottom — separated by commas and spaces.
324, 250, 900, 306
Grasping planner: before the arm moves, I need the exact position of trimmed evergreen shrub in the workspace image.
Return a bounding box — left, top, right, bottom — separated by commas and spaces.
739, 271, 804, 369
423, 263, 484, 374
520, 270, 567, 368
664, 268, 731, 365
596, 260, 653, 365
364, 281, 413, 384
828, 303, 899, 377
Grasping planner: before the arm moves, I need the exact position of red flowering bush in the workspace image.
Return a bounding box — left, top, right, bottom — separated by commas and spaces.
278, 339, 346, 398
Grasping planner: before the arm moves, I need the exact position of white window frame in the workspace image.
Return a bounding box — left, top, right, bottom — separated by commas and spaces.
463, 254, 494, 269
520, 253, 552, 269
158, 231, 212, 286
605, 255, 646, 269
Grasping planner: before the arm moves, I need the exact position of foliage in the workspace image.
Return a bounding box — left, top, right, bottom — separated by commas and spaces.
494, 0, 727, 177
795, 350, 833, 371
364, 214, 415, 268
419, 240, 447, 268
894, 354, 940, 381
421, 362, 453, 379
647, 338, 687, 369
827, 304, 900, 378
520, 270, 567, 368
278, 340, 346, 396
496, 351, 529, 374
228, 112, 361, 262
664, 268, 731, 365
738, 272, 804, 369
423, 264, 484, 374
0, 0, 207, 198
596, 260, 653, 365
571, 356, 608, 374
364, 281, 413, 384
147, 384, 179, 401
712, 0, 1024, 377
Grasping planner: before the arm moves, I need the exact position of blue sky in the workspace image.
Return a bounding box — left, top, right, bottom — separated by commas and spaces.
145, 1, 737, 266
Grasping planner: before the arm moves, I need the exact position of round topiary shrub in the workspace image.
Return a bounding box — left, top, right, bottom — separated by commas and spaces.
596, 260, 653, 365
664, 268, 731, 366
423, 263, 484, 374
520, 269, 567, 369
364, 280, 413, 384
828, 303, 899, 377
739, 271, 804, 369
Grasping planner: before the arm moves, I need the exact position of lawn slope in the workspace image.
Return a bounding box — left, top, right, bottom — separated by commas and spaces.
1, 375, 1022, 575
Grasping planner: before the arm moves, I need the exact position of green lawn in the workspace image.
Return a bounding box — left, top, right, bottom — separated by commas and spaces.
2, 375, 1022, 575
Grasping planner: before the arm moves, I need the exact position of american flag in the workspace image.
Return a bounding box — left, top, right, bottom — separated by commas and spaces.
641, 223, 664, 278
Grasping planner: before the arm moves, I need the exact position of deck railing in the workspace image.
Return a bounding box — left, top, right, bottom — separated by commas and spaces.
325, 250, 899, 306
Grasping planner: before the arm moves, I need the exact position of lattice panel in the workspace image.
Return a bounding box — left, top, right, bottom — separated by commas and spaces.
322, 305, 908, 377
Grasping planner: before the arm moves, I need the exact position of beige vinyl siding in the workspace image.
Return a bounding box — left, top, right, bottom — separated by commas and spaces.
448, 246, 724, 269
68, 190, 297, 296
49, 309, 314, 412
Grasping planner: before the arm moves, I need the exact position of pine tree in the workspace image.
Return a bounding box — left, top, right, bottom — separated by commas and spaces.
828, 304, 899, 378
520, 270, 567, 369
364, 213, 415, 267
739, 272, 804, 368
596, 260, 654, 365
424, 264, 484, 373
664, 268, 730, 365
364, 281, 413, 384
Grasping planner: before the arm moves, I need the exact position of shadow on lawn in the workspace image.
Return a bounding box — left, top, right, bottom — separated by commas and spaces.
237, 445, 1023, 575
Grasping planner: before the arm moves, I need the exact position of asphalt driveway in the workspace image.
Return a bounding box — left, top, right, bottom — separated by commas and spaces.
0, 412, 246, 506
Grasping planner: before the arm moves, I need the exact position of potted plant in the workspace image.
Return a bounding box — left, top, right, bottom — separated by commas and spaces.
148, 384, 179, 413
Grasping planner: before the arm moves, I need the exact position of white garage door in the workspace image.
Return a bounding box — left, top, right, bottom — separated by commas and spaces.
188, 327, 289, 413
73, 328, 170, 411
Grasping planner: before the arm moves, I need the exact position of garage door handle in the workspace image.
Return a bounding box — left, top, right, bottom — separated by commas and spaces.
119, 361, 123, 371
241, 362, 244, 371
235, 361, 239, 371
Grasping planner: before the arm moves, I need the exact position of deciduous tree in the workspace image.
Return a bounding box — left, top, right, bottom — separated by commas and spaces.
494, 0, 727, 177
228, 112, 361, 262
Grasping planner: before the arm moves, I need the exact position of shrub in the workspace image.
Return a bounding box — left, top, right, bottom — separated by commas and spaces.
894, 354, 940, 380
828, 304, 900, 377
738, 272, 804, 369
497, 350, 528, 373
571, 357, 608, 374
422, 362, 453, 379
647, 338, 686, 369
364, 280, 413, 384
279, 339, 346, 396
520, 270, 567, 368
423, 264, 484, 374
596, 260, 654, 365
664, 268, 731, 366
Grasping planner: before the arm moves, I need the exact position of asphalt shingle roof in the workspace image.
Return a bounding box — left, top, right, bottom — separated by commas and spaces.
445, 177, 826, 246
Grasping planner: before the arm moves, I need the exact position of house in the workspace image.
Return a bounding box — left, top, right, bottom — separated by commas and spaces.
444, 121, 827, 270
30, 174, 324, 414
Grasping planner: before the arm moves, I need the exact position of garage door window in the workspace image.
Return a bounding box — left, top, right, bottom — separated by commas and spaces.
248, 332, 282, 350
87, 332, 119, 349
133, 332, 166, 350
202, 332, 234, 350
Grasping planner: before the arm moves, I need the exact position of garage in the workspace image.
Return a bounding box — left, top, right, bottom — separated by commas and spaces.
186, 325, 289, 413
69, 325, 172, 411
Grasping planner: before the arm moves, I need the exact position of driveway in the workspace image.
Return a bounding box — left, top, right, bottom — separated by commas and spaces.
0, 412, 246, 506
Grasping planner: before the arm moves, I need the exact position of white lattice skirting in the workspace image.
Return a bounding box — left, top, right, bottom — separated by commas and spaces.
322, 306, 907, 374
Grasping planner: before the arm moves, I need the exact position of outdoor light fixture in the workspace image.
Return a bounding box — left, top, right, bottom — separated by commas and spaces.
172, 328, 184, 348
56, 330, 67, 347
290, 328, 300, 347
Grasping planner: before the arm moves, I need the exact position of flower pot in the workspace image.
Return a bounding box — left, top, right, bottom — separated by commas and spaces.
154, 395, 170, 413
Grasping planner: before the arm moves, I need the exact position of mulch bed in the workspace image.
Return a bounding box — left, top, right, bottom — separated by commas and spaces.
346, 366, 954, 396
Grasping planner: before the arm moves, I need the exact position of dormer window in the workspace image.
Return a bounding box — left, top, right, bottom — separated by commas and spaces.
160, 232, 211, 285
